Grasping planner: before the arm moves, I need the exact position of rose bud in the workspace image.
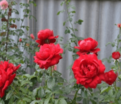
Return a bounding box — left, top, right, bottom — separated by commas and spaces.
112, 51, 120, 60
30, 34, 35, 40
117, 24, 121, 28
1, 18, 8, 22
19, 38, 22, 42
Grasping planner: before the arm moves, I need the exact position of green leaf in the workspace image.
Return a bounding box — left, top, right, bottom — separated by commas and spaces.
78, 19, 83, 25
101, 87, 111, 94
118, 74, 121, 80
91, 99, 97, 104
37, 87, 45, 98
29, 15, 37, 21
0, 100, 5, 104
44, 97, 51, 104
12, 9, 19, 14
70, 37, 77, 42
6, 90, 13, 100
106, 42, 115, 47
33, 88, 38, 97
17, 100, 27, 104
8, 96, 14, 104
60, 1, 64, 6
47, 77, 55, 89
83, 98, 89, 104
57, 10, 65, 15
29, 1, 37, 7
69, 18, 72, 22
57, 11, 61, 15
76, 36, 84, 41
72, 54, 78, 60
57, 98, 67, 104
65, 29, 70, 34
71, 11, 76, 13
23, 9, 30, 14
76, 97, 82, 102
30, 100, 43, 104
63, 22, 66, 26
22, 98, 31, 102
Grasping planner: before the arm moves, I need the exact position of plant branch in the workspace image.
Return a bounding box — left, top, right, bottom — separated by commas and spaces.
65, 1, 77, 46
71, 87, 79, 104
5, 9, 10, 60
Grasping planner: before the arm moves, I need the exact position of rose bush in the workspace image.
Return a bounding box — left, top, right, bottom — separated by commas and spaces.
0, 0, 120, 104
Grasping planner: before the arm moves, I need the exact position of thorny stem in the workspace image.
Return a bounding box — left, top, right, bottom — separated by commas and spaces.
65, 0, 77, 46
51, 66, 54, 76
116, 28, 121, 50
5, 8, 10, 61
71, 88, 79, 104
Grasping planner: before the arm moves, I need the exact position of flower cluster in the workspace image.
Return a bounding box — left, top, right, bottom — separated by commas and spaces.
34, 29, 63, 69
72, 38, 117, 88
0, 61, 20, 97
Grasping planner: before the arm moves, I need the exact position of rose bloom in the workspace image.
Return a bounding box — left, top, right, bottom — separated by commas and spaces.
0, 0, 8, 10
34, 44, 63, 69
0, 61, 20, 98
72, 54, 117, 88
74, 37, 100, 55
19, 38, 22, 42
101, 70, 117, 85
117, 24, 121, 28
36, 29, 58, 46
30, 34, 35, 40
112, 51, 120, 60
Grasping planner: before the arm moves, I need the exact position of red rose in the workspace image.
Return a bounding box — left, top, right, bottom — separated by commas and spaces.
0, 61, 20, 98
72, 54, 117, 88
34, 44, 63, 69
117, 24, 121, 28
36, 29, 58, 46
30, 34, 35, 40
19, 38, 22, 42
72, 54, 105, 88
74, 37, 100, 55
112, 51, 120, 59
100, 70, 117, 85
